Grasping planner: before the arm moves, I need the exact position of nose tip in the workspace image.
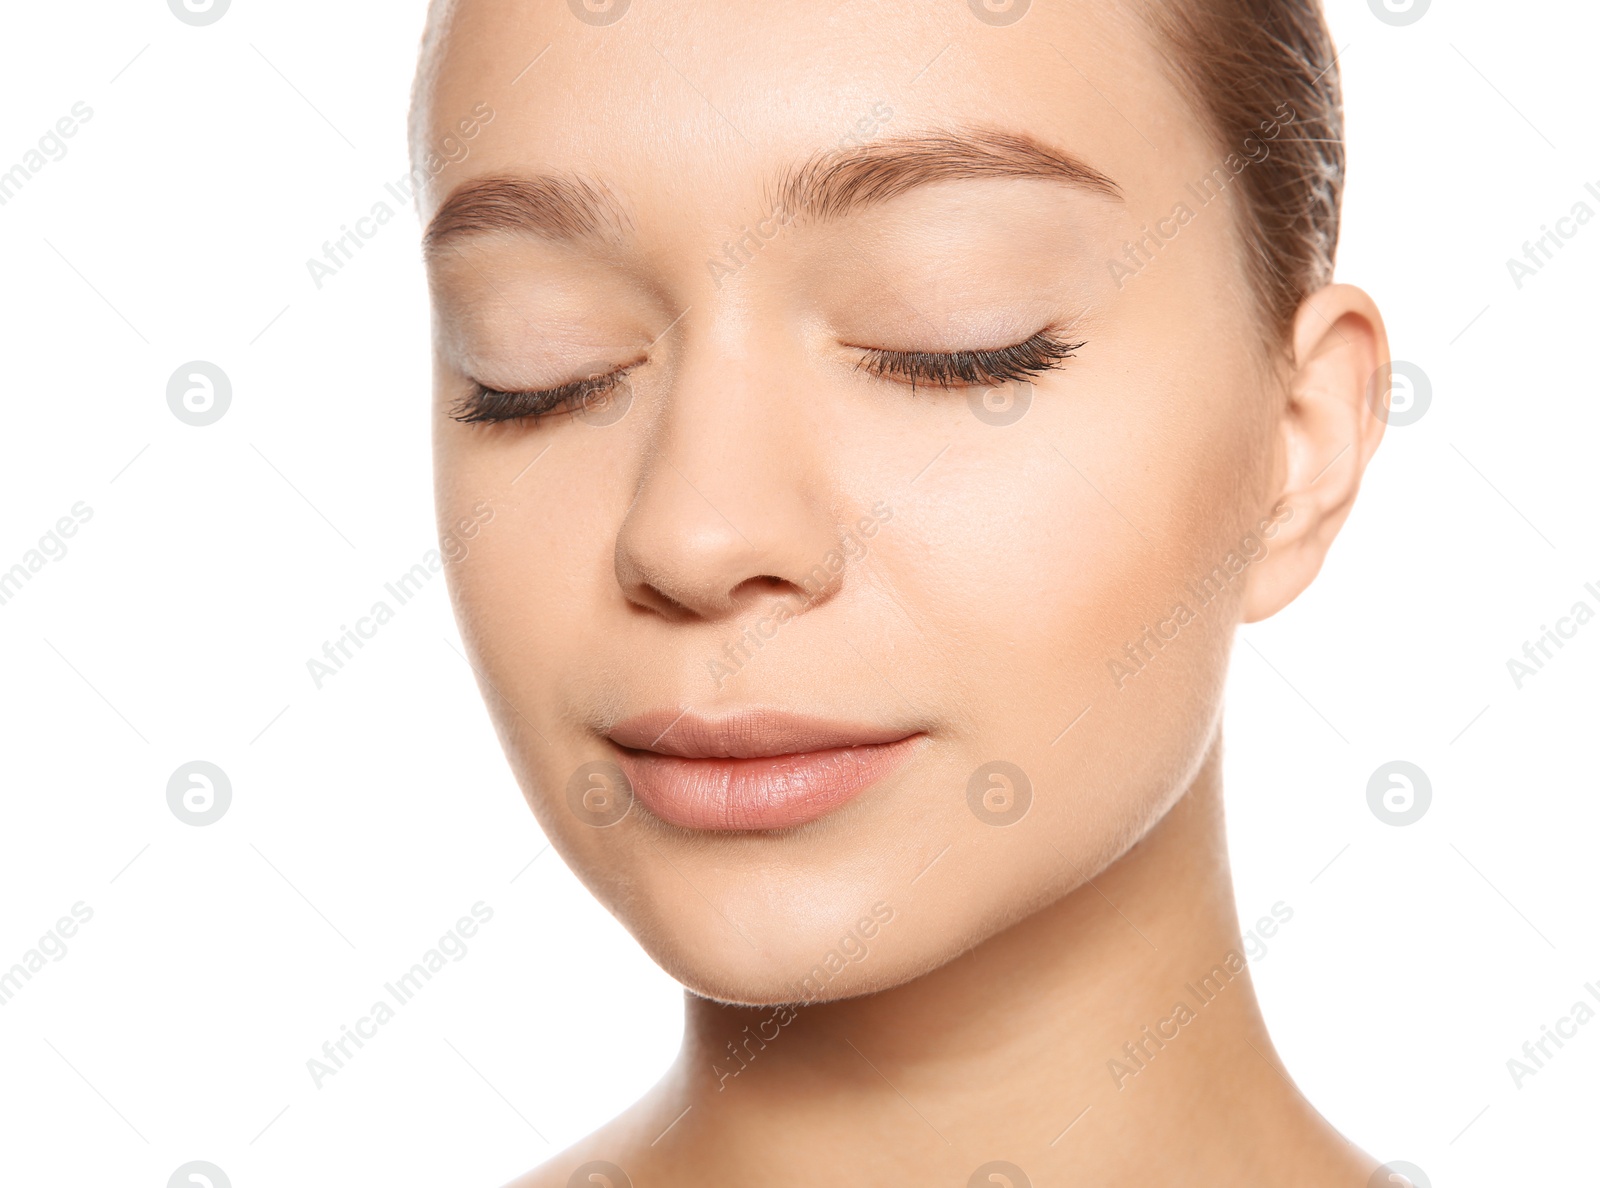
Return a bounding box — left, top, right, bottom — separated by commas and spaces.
612, 437, 850, 623
608, 320, 860, 625
614, 506, 831, 622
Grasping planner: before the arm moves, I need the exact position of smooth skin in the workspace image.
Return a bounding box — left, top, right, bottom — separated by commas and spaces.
415, 0, 1390, 1183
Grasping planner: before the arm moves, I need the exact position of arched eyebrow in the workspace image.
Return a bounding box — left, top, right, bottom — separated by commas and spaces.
422, 174, 630, 258
774, 127, 1121, 222
422, 128, 1120, 255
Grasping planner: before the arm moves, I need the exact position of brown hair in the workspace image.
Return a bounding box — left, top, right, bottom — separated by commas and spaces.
1135, 0, 1344, 347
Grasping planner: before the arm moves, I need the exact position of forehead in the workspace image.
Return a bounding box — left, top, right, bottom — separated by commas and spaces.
414, 0, 1206, 228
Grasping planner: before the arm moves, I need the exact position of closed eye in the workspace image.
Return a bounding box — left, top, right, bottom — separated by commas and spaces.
449, 365, 634, 425
449, 329, 1083, 425
854, 329, 1083, 393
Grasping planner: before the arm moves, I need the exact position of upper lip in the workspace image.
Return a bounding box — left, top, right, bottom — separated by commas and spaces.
606, 708, 918, 759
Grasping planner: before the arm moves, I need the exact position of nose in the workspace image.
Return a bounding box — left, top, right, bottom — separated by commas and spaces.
613, 334, 847, 622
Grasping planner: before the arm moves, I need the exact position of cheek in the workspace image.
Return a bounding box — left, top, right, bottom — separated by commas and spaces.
875, 364, 1261, 856
435, 447, 650, 902
894, 367, 1256, 685
434, 423, 619, 725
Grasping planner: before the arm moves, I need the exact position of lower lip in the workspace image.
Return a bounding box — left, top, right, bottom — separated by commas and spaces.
612, 736, 924, 832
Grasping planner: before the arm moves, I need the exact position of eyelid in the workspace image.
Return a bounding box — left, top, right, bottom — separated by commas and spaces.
449, 362, 635, 425
853, 329, 1083, 392
448, 328, 1082, 425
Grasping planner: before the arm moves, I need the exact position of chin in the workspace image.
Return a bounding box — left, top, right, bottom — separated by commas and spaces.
613, 881, 911, 1007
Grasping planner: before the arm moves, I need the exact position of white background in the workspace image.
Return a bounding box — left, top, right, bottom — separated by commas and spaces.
0, 1, 1594, 1184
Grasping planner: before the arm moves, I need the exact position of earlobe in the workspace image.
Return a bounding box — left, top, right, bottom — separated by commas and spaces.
1241, 284, 1390, 623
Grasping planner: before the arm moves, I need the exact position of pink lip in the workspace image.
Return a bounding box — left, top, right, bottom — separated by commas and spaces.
606, 709, 924, 831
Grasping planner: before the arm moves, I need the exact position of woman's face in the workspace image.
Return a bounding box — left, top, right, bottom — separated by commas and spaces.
424, 0, 1291, 1004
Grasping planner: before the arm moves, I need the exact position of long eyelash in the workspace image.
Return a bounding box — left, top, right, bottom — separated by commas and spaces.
451, 332, 1081, 423
449, 371, 625, 425
856, 331, 1084, 393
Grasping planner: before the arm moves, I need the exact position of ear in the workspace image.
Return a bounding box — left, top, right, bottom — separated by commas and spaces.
1241, 284, 1390, 623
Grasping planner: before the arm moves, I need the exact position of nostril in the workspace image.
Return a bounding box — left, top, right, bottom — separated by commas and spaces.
625, 581, 697, 620
729, 573, 794, 606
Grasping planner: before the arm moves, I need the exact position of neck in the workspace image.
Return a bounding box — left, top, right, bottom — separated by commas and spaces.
626, 736, 1365, 1184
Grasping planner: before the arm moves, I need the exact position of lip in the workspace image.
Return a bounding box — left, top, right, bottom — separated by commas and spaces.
606, 709, 924, 831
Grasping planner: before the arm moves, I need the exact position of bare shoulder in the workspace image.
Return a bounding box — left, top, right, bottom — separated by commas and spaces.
500, 1137, 646, 1188
497, 1085, 678, 1188
1285, 1122, 1392, 1188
